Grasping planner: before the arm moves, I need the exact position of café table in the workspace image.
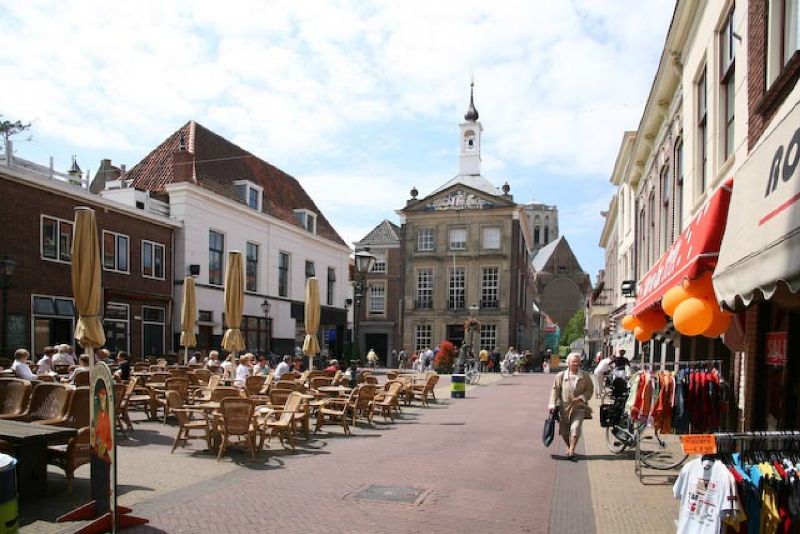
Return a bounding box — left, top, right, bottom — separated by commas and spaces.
317, 386, 353, 397
0, 420, 76, 499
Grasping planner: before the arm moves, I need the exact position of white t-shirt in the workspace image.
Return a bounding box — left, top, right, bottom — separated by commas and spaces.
594, 357, 612, 377
52, 353, 72, 366
274, 361, 291, 379
234, 364, 251, 387
36, 355, 53, 374
673, 458, 742, 534
12, 360, 36, 381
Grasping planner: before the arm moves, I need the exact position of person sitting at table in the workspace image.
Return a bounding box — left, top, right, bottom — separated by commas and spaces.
234, 353, 253, 387
11, 349, 36, 381
325, 359, 340, 373
36, 345, 55, 375
205, 350, 221, 369
292, 356, 305, 373
62, 355, 90, 384
274, 355, 292, 380
53, 344, 74, 367
113, 351, 131, 382
188, 351, 202, 365
253, 356, 270, 376
220, 355, 236, 380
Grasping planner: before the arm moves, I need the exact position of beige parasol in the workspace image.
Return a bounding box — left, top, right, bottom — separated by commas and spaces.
180, 276, 197, 364
71, 207, 106, 362
302, 277, 321, 371
221, 251, 245, 354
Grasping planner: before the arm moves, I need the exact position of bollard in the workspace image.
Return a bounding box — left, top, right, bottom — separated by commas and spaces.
450, 374, 466, 399
0, 454, 18, 534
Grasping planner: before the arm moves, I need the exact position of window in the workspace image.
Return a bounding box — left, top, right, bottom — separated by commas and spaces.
242, 315, 270, 354
103, 231, 129, 273
326, 267, 335, 306
41, 215, 72, 263
278, 252, 289, 297
368, 283, 385, 315
481, 267, 499, 308
721, 8, 736, 161
305, 260, 315, 279
246, 242, 259, 292
370, 251, 386, 273
142, 306, 165, 357
293, 209, 317, 234
103, 302, 129, 353
648, 192, 656, 267
142, 240, 165, 280
33, 296, 75, 316
480, 324, 497, 351
415, 324, 432, 352
660, 165, 671, 251
767, 0, 800, 86
449, 228, 467, 250
417, 228, 434, 251
481, 227, 501, 250
31, 295, 75, 356
208, 230, 224, 286
416, 268, 433, 309
675, 139, 684, 233
544, 215, 551, 244
697, 67, 708, 194
234, 180, 262, 211
533, 215, 541, 245
448, 267, 465, 310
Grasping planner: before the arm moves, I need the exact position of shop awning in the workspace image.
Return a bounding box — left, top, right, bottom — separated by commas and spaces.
713, 102, 800, 309
631, 179, 733, 316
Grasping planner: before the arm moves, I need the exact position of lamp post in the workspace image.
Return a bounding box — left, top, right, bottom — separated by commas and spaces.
351, 249, 375, 385
260, 299, 271, 356
458, 303, 480, 373
0, 256, 17, 358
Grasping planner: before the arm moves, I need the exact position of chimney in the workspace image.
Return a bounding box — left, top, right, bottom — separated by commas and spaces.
172, 148, 194, 183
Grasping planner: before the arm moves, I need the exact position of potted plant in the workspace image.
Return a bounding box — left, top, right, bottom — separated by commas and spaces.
434, 340, 456, 374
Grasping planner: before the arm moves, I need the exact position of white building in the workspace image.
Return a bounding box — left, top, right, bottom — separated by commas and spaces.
100, 120, 351, 358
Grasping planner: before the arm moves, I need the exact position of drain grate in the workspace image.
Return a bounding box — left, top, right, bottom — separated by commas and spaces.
348, 484, 430, 505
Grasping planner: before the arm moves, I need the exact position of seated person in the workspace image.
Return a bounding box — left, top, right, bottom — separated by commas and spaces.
274, 355, 292, 380
234, 354, 253, 387
292, 356, 305, 373
62, 355, 91, 384
11, 349, 36, 381
36, 345, 55, 375
324, 359, 340, 373
253, 356, 270, 376
220, 355, 236, 379
52, 344, 74, 367
205, 350, 221, 369
188, 351, 202, 365
113, 351, 131, 381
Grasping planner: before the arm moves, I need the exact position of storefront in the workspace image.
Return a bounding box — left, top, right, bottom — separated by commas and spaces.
713, 103, 800, 432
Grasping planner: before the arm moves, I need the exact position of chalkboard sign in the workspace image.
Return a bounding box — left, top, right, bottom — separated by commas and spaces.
6, 315, 26, 351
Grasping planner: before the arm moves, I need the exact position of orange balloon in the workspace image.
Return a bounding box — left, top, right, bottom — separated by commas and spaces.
639, 309, 667, 332
703, 310, 733, 338
662, 285, 690, 316
634, 326, 653, 342
683, 272, 715, 300
621, 314, 639, 331
673, 297, 715, 336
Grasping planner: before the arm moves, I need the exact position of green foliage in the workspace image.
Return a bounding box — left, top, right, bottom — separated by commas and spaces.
561, 309, 585, 348
0, 116, 31, 142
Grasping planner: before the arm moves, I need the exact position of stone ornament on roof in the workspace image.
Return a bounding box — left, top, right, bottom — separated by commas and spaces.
427, 189, 491, 211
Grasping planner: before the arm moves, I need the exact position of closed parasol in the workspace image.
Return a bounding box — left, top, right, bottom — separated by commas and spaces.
180, 276, 197, 364
221, 251, 245, 354
71, 207, 106, 361
302, 277, 320, 371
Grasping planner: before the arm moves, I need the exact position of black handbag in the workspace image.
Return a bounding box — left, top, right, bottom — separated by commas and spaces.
542, 410, 558, 447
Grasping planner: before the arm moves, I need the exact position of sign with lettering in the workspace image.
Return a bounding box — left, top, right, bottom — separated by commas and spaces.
680, 434, 717, 455
766, 331, 788, 366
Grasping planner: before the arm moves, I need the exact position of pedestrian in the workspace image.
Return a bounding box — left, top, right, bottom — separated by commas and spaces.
479, 347, 489, 372
366, 348, 378, 370
548, 353, 594, 461
593, 352, 613, 398
491, 347, 501, 373
611, 349, 630, 380
398, 348, 407, 370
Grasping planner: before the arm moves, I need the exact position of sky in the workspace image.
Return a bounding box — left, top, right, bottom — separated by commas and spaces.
0, 1, 676, 282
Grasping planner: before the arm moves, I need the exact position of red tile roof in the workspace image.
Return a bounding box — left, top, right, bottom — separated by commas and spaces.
127, 120, 347, 247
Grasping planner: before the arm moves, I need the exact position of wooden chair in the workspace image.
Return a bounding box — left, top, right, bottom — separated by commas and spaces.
155, 377, 190, 423
386, 371, 399, 381
0, 378, 32, 418
149, 372, 171, 384
192, 374, 222, 402
47, 426, 90, 493
193, 369, 212, 385
133, 363, 149, 373
211, 387, 242, 403
314, 388, 357, 436
117, 380, 138, 431
310, 376, 333, 390
166, 391, 211, 454
37, 386, 90, 429
244, 375, 266, 397
215, 397, 256, 461
71, 370, 90, 387
410, 374, 438, 406
260, 392, 302, 450
127, 377, 157, 420
5, 382, 71, 422
371, 382, 403, 423
350, 384, 377, 425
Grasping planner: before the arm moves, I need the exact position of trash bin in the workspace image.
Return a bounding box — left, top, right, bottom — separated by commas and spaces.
451, 374, 466, 399
0, 454, 18, 534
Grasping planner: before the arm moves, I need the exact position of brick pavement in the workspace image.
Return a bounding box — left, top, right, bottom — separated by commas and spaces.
21, 373, 684, 533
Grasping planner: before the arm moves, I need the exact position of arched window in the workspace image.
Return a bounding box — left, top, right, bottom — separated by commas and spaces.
533, 215, 541, 244
544, 215, 550, 244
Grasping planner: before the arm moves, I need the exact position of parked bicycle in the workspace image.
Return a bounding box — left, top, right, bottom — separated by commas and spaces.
464, 359, 481, 385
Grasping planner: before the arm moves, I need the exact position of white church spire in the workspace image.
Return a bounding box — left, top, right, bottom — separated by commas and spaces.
459, 80, 483, 176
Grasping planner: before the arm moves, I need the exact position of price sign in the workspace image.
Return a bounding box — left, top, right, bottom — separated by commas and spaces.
680, 434, 717, 455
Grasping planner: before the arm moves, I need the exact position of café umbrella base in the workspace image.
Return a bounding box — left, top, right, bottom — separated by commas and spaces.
450, 374, 466, 399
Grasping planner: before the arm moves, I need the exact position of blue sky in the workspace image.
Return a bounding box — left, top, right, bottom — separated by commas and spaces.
0, 1, 675, 282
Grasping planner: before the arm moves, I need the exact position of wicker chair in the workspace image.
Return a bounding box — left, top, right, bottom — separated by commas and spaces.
215, 397, 256, 461
363, 375, 378, 386
310, 376, 333, 390
127, 377, 157, 420
192, 374, 223, 402
5, 383, 71, 422
149, 372, 171, 384
351, 384, 377, 425
210, 387, 242, 403
72, 371, 90, 387
37, 386, 90, 428
116, 380, 138, 431
386, 371, 399, 381
166, 391, 211, 454
409, 374, 439, 406
133, 363, 149, 372
47, 426, 90, 493
155, 377, 190, 423
193, 369, 212, 385
314, 388, 357, 436
244, 375, 266, 397
0, 379, 32, 418
260, 392, 302, 450
371, 382, 403, 423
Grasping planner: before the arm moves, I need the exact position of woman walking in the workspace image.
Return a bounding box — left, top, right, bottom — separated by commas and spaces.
548, 353, 594, 461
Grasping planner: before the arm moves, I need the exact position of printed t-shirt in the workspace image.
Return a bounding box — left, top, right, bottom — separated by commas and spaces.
674, 458, 743, 534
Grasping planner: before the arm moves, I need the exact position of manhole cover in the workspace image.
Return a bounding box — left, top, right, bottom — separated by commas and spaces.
349, 485, 430, 505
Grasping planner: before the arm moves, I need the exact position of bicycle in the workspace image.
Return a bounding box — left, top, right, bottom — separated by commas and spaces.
464, 359, 481, 385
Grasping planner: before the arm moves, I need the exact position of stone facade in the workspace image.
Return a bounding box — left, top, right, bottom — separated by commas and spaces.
531, 237, 591, 331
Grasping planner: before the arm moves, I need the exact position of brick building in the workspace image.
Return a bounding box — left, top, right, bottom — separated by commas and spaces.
0, 159, 178, 359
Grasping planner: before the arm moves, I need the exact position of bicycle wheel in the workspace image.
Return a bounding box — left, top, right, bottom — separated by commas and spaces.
637, 426, 688, 470
605, 424, 629, 454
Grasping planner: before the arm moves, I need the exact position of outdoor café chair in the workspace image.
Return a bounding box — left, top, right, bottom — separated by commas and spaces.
127, 377, 158, 420
0, 378, 32, 418
351, 384, 377, 426
259, 392, 302, 451
5, 382, 71, 422
193, 369, 212, 385
36, 386, 89, 429
117, 379, 138, 431
409, 374, 439, 406
166, 390, 211, 454
371, 382, 404, 423
210, 387, 242, 403
155, 377, 190, 424
215, 397, 257, 461
47, 426, 89, 493
314, 388, 357, 436
244, 375, 266, 397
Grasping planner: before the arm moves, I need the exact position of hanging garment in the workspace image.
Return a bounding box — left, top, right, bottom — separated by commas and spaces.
674, 458, 744, 534
631, 371, 653, 424
652, 370, 675, 434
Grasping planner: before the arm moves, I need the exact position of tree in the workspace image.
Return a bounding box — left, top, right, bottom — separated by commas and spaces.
0, 115, 31, 144
560, 309, 585, 349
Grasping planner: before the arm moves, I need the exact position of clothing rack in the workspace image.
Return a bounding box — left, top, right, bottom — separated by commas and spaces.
630, 358, 724, 374
714, 431, 800, 442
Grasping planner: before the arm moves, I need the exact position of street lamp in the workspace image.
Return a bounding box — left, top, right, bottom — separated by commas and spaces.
458, 303, 480, 373
352, 248, 376, 369
0, 256, 17, 358
260, 299, 271, 355
260, 299, 271, 318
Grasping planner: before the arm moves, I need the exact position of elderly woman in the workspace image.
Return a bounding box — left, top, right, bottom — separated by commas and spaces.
548, 352, 594, 461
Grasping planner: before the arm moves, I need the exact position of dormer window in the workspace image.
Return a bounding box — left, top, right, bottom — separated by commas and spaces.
234, 180, 263, 211
293, 209, 317, 234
